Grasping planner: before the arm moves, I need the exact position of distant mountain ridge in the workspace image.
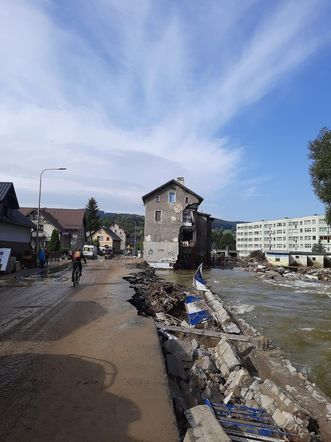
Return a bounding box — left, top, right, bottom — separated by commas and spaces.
99, 211, 244, 233
212, 218, 246, 232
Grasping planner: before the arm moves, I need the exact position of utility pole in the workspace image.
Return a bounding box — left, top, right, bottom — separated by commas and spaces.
36, 168, 66, 257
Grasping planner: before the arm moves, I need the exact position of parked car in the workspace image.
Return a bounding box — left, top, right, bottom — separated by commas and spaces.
83, 245, 98, 259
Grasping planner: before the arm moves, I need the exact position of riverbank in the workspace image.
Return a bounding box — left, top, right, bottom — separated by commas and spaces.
126, 263, 331, 441
236, 256, 331, 282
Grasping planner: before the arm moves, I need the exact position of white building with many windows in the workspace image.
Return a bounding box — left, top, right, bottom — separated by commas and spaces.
236, 214, 331, 257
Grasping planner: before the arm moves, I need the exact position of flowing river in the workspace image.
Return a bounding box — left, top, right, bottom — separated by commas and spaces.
157, 268, 331, 399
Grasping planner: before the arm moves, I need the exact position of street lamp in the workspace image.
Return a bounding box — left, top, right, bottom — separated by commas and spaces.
36, 168, 67, 253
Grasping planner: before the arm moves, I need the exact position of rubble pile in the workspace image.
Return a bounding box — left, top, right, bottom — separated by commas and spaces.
126, 266, 331, 441
237, 258, 331, 282
124, 267, 187, 318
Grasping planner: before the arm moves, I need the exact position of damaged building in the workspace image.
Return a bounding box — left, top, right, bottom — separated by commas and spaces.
142, 178, 213, 268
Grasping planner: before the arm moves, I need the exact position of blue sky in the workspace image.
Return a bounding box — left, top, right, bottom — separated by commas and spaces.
1, 0, 331, 221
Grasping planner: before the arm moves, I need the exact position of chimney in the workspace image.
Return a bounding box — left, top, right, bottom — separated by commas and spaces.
176, 177, 185, 185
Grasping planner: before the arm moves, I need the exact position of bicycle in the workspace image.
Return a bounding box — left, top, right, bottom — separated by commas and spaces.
72, 263, 81, 287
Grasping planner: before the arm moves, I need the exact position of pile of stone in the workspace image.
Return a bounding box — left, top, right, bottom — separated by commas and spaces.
126, 266, 331, 441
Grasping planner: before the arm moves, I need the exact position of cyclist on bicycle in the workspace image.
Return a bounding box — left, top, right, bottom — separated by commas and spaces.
72, 248, 87, 276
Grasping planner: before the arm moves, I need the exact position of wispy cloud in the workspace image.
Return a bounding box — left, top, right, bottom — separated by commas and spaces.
0, 0, 329, 214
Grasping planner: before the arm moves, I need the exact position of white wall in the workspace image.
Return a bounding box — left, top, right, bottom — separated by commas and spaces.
143, 241, 178, 262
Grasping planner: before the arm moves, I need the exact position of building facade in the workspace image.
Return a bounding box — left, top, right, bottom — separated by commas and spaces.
20, 207, 86, 251
0, 183, 36, 261
92, 227, 121, 253
110, 224, 126, 251
142, 178, 213, 268
236, 214, 331, 257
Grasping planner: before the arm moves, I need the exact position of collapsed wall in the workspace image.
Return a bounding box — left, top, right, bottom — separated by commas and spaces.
125, 264, 331, 441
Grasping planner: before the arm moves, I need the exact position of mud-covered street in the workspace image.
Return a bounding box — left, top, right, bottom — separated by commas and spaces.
0, 258, 178, 442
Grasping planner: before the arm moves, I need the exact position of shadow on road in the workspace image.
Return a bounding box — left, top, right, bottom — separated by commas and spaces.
0, 353, 140, 442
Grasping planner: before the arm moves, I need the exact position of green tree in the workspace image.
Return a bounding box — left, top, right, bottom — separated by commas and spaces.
93, 238, 100, 248
49, 229, 60, 251
85, 197, 101, 233
219, 232, 236, 250
312, 239, 326, 254
211, 230, 223, 248
309, 127, 331, 223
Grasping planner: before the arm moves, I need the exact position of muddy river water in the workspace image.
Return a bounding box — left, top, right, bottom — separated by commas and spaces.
157, 268, 331, 399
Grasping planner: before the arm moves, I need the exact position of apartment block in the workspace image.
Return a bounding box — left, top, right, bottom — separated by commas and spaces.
236, 214, 331, 257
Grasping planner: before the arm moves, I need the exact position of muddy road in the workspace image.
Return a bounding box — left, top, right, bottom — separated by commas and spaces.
0, 258, 178, 442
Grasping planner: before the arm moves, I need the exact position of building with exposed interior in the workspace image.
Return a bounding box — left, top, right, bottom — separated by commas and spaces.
142, 178, 213, 268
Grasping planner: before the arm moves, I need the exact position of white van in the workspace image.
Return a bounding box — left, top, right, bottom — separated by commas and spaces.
83, 245, 98, 260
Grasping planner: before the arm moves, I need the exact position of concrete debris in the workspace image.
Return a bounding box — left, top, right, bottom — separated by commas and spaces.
191, 339, 199, 351
237, 256, 331, 282
221, 367, 252, 398
184, 405, 231, 442
214, 336, 241, 377
127, 264, 331, 441
204, 289, 241, 334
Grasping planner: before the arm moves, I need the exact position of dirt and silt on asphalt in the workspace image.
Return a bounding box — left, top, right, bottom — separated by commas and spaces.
0, 257, 330, 441
0, 258, 179, 442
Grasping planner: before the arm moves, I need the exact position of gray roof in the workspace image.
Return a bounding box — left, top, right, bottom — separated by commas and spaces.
0, 182, 19, 208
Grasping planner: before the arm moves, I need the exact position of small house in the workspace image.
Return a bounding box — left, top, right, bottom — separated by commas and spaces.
92, 227, 121, 253
0, 183, 36, 261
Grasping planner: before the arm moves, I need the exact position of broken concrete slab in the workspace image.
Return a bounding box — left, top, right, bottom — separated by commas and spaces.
184, 405, 231, 442
222, 367, 252, 397
214, 336, 241, 378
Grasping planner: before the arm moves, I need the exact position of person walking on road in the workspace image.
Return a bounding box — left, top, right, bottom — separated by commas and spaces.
38, 247, 46, 268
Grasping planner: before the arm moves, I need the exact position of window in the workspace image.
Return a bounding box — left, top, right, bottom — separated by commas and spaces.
169, 191, 176, 203
275, 258, 280, 262
155, 210, 162, 222
155, 195, 160, 202
106, 237, 110, 241
97, 235, 104, 241
185, 196, 189, 203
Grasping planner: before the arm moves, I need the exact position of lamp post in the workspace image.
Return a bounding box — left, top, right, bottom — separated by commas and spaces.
36, 168, 66, 254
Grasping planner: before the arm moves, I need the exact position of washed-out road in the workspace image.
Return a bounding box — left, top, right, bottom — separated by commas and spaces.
0, 258, 178, 442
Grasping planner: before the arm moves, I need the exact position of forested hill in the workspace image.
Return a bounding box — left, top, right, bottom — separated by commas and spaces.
99, 211, 244, 234
212, 218, 246, 232
99, 212, 144, 236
